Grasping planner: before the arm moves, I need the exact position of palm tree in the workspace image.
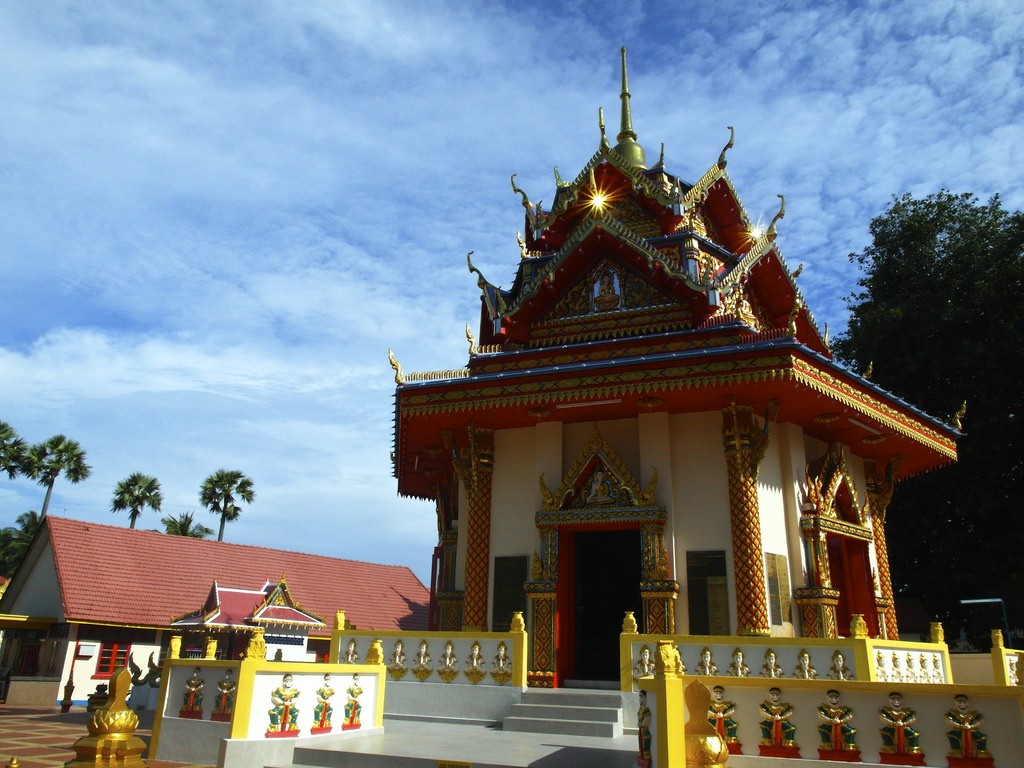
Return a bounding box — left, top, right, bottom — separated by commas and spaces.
161, 511, 214, 539
22, 435, 91, 518
110, 472, 163, 529
1, 421, 27, 479
200, 469, 254, 542
0, 510, 42, 577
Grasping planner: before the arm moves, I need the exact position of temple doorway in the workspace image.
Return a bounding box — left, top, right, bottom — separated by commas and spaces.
563, 528, 642, 682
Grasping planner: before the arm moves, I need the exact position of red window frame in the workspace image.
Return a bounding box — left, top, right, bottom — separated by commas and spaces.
93, 642, 131, 679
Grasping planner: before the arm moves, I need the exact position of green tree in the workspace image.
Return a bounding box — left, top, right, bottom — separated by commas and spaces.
111, 472, 163, 529
22, 435, 92, 518
0, 510, 42, 578
833, 191, 1024, 643
161, 511, 214, 539
1, 421, 27, 479
200, 469, 254, 542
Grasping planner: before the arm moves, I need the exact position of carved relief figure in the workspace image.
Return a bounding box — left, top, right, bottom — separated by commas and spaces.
387, 639, 408, 681
413, 639, 432, 681
342, 674, 363, 730
760, 648, 784, 678
728, 648, 750, 677
759, 687, 797, 748
634, 645, 655, 680
637, 689, 653, 766
695, 646, 718, 676
179, 667, 204, 718
343, 639, 359, 664
465, 641, 486, 684
817, 689, 857, 751
827, 650, 853, 681
491, 641, 512, 685
438, 640, 459, 682
793, 649, 818, 679
266, 673, 300, 735
879, 692, 921, 755
708, 685, 740, 744
312, 673, 335, 732
944, 694, 990, 758
593, 269, 621, 311
211, 669, 236, 721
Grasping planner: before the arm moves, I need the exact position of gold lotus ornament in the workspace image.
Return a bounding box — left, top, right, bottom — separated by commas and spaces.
684, 679, 730, 767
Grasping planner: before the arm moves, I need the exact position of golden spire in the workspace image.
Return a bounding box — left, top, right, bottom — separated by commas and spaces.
613, 47, 646, 169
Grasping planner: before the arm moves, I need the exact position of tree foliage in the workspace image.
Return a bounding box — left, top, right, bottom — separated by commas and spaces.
21, 434, 91, 518
161, 510, 214, 539
0, 510, 42, 578
111, 472, 163, 529
0, 421, 27, 479
200, 469, 254, 542
833, 191, 1024, 644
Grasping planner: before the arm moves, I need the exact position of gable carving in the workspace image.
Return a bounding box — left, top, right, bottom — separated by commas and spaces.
543, 259, 676, 323
539, 429, 657, 512
804, 443, 864, 524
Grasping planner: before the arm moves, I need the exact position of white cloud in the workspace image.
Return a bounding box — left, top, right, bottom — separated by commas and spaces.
1, 0, 1021, 582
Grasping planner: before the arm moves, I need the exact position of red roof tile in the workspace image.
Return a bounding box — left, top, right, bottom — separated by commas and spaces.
45, 517, 428, 635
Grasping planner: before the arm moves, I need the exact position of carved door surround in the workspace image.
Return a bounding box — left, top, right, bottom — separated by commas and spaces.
524, 430, 678, 687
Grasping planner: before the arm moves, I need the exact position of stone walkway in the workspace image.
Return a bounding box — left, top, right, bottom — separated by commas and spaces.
0, 706, 213, 768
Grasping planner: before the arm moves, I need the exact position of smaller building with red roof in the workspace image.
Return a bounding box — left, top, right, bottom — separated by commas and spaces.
0, 516, 429, 706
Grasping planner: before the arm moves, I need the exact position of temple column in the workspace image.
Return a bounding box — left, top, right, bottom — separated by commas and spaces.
866, 458, 901, 640
721, 401, 776, 636
450, 423, 494, 631
525, 524, 557, 687
640, 522, 678, 633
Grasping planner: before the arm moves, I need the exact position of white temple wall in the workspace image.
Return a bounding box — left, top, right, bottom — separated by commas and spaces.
453, 478, 469, 592
775, 421, 813, 630
668, 411, 733, 634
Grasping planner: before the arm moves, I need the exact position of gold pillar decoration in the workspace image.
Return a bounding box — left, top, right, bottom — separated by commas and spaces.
205, 635, 218, 660
65, 667, 147, 768
169, 634, 181, 659
335, 611, 348, 631
449, 422, 495, 631
510, 611, 526, 633
930, 622, 945, 644
850, 613, 869, 638
721, 400, 777, 636
243, 627, 266, 660
866, 457, 901, 639
525, 582, 557, 688
366, 639, 384, 665
875, 596, 893, 640
436, 591, 464, 632
623, 611, 639, 634
640, 521, 679, 633
992, 629, 1005, 649
793, 587, 841, 638
684, 680, 730, 768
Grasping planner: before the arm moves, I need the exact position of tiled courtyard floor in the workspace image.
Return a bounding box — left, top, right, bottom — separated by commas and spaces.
0, 706, 213, 768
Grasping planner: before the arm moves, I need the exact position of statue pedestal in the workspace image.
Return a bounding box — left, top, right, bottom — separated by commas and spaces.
947, 758, 994, 768
727, 741, 743, 755
759, 745, 801, 758
879, 753, 926, 766
819, 747, 862, 762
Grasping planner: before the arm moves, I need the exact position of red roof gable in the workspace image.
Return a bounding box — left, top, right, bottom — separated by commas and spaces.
43, 517, 428, 635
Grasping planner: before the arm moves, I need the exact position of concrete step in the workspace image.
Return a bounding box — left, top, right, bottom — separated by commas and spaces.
500, 688, 625, 738
502, 714, 620, 737
508, 703, 621, 722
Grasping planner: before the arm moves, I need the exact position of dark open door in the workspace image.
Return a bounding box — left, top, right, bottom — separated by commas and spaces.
571, 529, 642, 681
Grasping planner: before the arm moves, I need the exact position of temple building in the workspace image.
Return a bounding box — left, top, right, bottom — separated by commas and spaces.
391, 49, 959, 689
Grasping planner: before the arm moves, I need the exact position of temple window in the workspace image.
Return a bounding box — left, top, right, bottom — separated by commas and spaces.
93, 642, 129, 679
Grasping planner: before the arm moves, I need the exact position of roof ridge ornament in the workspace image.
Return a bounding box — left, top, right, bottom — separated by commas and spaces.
613, 47, 646, 169
718, 126, 735, 168
598, 107, 611, 151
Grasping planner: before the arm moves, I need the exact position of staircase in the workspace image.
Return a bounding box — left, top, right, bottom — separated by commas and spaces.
502, 687, 626, 737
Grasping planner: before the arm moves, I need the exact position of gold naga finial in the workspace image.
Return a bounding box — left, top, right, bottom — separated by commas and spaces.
516, 230, 529, 259
654, 142, 665, 169
553, 165, 568, 188
717, 125, 735, 168
823, 322, 831, 348
862, 360, 873, 379
387, 348, 404, 384
510, 174, 533, 212
787, 298, 802, 335
951, 400, 967, 430
767, 193, 785, 239
791, 261, 804, 279
598, 106, 610, 150
465, 323, 476, 355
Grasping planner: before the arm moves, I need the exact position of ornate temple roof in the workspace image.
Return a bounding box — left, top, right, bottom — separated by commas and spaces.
171, 578, 325, 632
391, 49, 959, 500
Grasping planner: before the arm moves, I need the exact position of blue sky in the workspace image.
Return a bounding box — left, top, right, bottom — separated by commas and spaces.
1, 1, 1021, 585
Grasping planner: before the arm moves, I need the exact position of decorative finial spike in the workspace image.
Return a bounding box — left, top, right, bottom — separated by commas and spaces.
598, 107, 610, 150
718, 126, 735, 168
612, 47, 646, 168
